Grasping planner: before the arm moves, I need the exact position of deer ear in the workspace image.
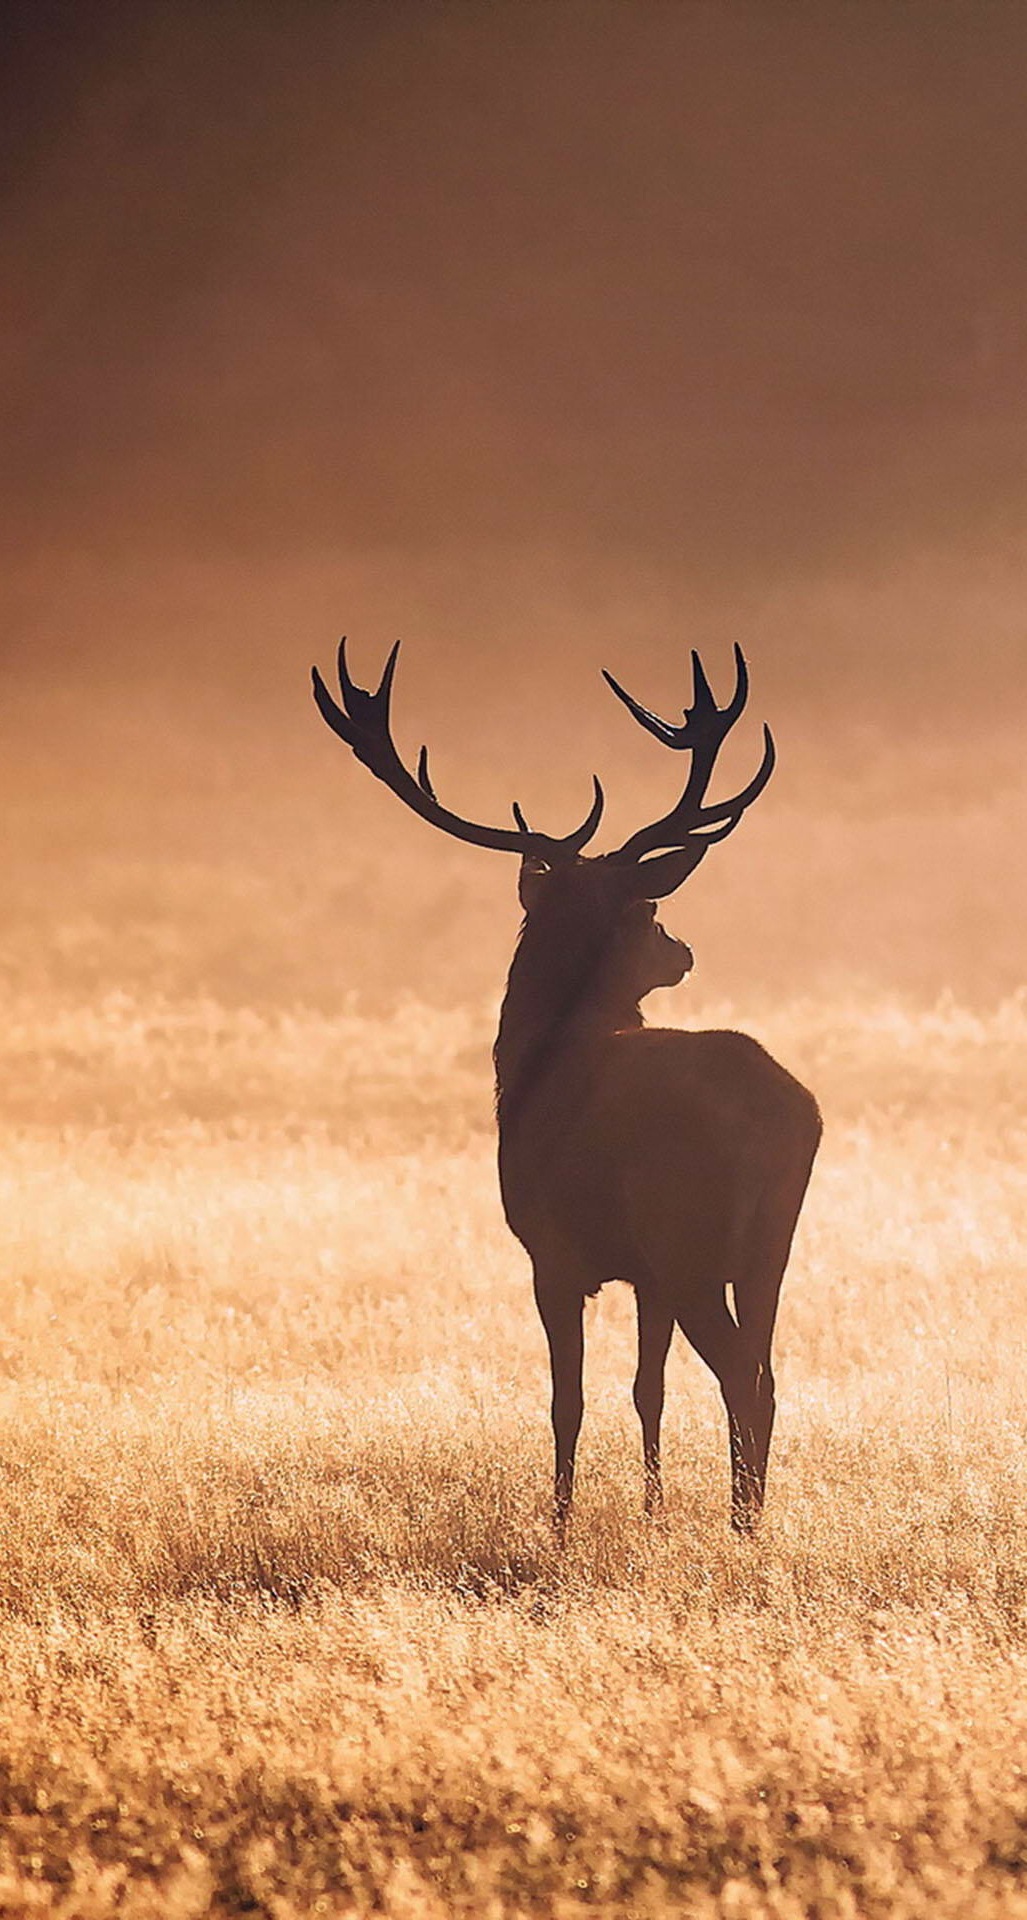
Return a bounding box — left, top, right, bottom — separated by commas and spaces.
627, 842, 709, 899
518, 856, 551, 913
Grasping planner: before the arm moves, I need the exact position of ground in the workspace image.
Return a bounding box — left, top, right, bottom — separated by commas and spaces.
1, 985, 1026, 1916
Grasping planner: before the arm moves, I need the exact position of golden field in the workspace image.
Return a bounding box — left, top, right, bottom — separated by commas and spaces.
1, 977, 1026, 1917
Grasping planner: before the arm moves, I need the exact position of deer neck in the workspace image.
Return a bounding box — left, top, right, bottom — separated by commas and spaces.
493, 928, 643, 1126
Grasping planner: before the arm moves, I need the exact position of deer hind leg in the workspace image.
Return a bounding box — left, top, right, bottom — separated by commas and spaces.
633, 1289, 674, 1515
533, 1270, 584, 1542
734, 1281, 781, 1524
676, 1294, 765, 1534
733, 1139, 820, 1524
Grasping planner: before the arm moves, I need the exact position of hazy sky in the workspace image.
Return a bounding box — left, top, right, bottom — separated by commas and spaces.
2, 2, 1026, 1005
3, 0, 1027, 746
4, 4, 1026, 597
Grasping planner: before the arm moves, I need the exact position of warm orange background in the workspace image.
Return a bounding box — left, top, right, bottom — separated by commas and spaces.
4, 2, 1025, 1010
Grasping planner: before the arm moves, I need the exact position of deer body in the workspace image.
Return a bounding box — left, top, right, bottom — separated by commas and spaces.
313, 639, 821, 1531
493, 859, 820, 1529
499, 1022, 816, 1301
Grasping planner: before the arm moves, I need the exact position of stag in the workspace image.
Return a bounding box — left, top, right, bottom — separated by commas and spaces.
312, 640, 821, 1534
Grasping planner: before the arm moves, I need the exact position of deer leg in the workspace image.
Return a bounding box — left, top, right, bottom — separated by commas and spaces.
746, 1353, 776, 1504
534, 1273, 584, 1541
677, 1296, 764, 1535
725, 1372, 765, 1535
732, 1145, 819, 1526
633, 1289, 674, 1515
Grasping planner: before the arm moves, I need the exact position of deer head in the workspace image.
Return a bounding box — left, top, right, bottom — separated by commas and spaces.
313, 639, 774, 1040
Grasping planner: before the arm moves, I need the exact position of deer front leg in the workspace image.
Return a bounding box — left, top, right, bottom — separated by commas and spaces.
633, 1288, 674, 1514
533, 1270, 584, 1542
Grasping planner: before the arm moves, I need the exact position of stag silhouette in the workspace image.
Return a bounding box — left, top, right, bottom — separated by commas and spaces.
313, 641, 820, 1534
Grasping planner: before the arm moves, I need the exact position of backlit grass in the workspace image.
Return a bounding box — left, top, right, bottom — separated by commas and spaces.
0, 987, 1025, 1914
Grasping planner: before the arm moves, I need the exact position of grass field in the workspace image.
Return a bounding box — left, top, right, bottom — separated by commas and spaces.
0, 981, 1025, 1916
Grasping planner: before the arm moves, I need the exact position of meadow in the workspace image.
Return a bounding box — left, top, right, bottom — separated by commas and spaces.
1, 971, 1026, 1917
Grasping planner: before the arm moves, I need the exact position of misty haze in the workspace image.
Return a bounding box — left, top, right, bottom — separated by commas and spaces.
1, 4, 1027, 1915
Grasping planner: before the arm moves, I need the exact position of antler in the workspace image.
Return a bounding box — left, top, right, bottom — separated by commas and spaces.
312, 639, 605, 860
603, 643, 775, 863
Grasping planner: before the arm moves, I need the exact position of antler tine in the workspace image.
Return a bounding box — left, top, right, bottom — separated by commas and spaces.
605, 644, 775, 863
601, 669, 683, 746
602, 643, 747, 747
312, 641, 605, 861
416, 745, 437, 799
334, 631, 363, 715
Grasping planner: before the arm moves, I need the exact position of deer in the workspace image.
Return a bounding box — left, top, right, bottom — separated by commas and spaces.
312, 639, 821, 1535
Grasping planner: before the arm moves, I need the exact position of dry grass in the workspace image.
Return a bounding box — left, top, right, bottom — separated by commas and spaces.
1, 985, 1026, 1915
